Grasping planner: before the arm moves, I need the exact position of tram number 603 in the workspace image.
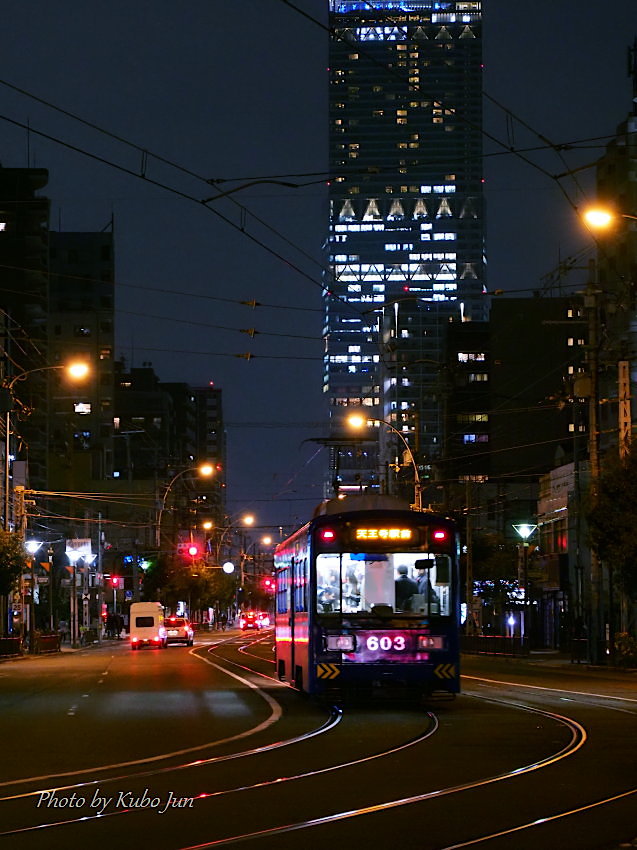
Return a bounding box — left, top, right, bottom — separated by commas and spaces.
366, 635, 406, 652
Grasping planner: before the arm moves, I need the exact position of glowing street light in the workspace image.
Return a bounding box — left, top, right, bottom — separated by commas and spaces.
347, 413, 422, 510
582, 206, 637, 231
3, 361, 90, 531
155, 463, 215, 548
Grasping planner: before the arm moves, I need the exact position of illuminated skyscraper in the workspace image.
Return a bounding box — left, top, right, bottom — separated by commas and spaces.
324, 1, 486, 500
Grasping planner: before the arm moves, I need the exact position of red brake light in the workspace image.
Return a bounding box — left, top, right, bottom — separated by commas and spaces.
433, 530, 447, 541
321, 529, 335, 541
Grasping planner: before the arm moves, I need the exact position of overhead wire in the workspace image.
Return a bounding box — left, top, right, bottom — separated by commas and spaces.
0, 76, 331, 277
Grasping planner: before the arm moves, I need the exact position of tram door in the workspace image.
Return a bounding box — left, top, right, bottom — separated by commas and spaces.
276, 563, 293, 683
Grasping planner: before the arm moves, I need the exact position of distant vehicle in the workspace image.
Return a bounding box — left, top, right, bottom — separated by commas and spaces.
165, 616, 194, 646
258, 612, 271, 627
129, 602, 167, 650
239, 611, 266, 631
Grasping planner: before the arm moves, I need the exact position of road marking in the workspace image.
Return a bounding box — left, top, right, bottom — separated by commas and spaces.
0, 648, 284, 790
463, 674, 637, 703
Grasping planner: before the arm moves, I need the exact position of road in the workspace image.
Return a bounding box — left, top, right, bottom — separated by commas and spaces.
0, 632, 635, 849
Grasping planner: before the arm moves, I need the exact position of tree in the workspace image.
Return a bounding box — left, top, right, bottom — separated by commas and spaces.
588, 448, 637, 601
0, 530, 28, 596
470, 532, 521, 627
0, 530, 28, 636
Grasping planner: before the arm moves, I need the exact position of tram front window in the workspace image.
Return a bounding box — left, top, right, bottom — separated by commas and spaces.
316, 554, 451, 615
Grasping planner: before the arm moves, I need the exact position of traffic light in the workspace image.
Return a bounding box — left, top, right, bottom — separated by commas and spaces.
111, 576, 121, 589
177, 541, 202, 560
263, 576, 275, 592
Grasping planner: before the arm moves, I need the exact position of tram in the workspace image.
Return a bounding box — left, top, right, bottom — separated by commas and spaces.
274, 495, 460, 700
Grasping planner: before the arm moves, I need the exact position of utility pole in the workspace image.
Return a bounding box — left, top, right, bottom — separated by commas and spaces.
465, 479, 474, 634
14, 485, 30, 650
585, 262, 603, 664
618, 360, 631, 459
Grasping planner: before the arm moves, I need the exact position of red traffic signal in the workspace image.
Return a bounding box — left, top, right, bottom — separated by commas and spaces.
111, 576, 121, 588
187, 544, 199, 557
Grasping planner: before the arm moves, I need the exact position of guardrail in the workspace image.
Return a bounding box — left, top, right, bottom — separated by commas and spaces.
461, 634, 529, 657
33, 632, 62, 654
0, 637, 22, 657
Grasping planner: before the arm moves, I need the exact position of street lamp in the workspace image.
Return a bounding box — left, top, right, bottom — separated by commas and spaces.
155, 463, 215, 549
347, 413, 422, 510
582, 206, 637, 230
66, 548, 81, 647
24, 539, 41, 653
513, 523, 537, 648
579, 208, 633, 661
2, 361, 90, 531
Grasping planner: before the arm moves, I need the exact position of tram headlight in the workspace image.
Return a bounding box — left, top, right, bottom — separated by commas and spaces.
326, 634, 355, 652
418, 635, 445, 650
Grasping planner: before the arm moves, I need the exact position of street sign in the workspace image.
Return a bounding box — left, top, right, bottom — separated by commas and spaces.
36, 577, 49, 585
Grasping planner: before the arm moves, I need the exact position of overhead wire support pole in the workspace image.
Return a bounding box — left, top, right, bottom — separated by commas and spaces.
585, 260, 602, 664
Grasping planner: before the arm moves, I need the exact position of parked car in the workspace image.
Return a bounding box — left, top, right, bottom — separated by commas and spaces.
165, 616, 194, 646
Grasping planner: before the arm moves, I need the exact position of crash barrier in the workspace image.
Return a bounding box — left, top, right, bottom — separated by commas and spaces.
570, 638, 589, 664
461, 634, 529, 657
0, 637, 22, 656
34, 632, 62, 654
79, 628, 99, 646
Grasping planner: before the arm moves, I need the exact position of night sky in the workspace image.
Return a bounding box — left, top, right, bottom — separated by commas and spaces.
2, 1, 636, 531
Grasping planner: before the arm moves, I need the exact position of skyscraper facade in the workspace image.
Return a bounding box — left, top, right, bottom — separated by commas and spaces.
324, 0, 487, 498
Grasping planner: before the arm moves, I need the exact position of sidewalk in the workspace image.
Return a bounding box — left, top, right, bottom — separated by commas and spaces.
462, 648, 637, 677
0, 635, 122, 661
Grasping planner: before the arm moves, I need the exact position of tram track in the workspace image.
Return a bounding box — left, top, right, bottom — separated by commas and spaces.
178, 639, 637, 849
2, 636, 634, 849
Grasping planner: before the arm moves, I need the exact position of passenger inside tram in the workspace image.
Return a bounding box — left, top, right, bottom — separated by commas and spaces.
315, 553, 450, 615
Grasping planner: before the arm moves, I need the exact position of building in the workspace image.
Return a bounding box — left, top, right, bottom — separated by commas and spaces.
324, 0, 487, 494
48, 230, 116, 485
191, 382, 226, 526
591, 94, 637, 456
441, 295, 588, 644
0, 167, 50, 507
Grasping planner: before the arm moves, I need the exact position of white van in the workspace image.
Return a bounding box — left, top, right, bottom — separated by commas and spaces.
129, 602, 167, 650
